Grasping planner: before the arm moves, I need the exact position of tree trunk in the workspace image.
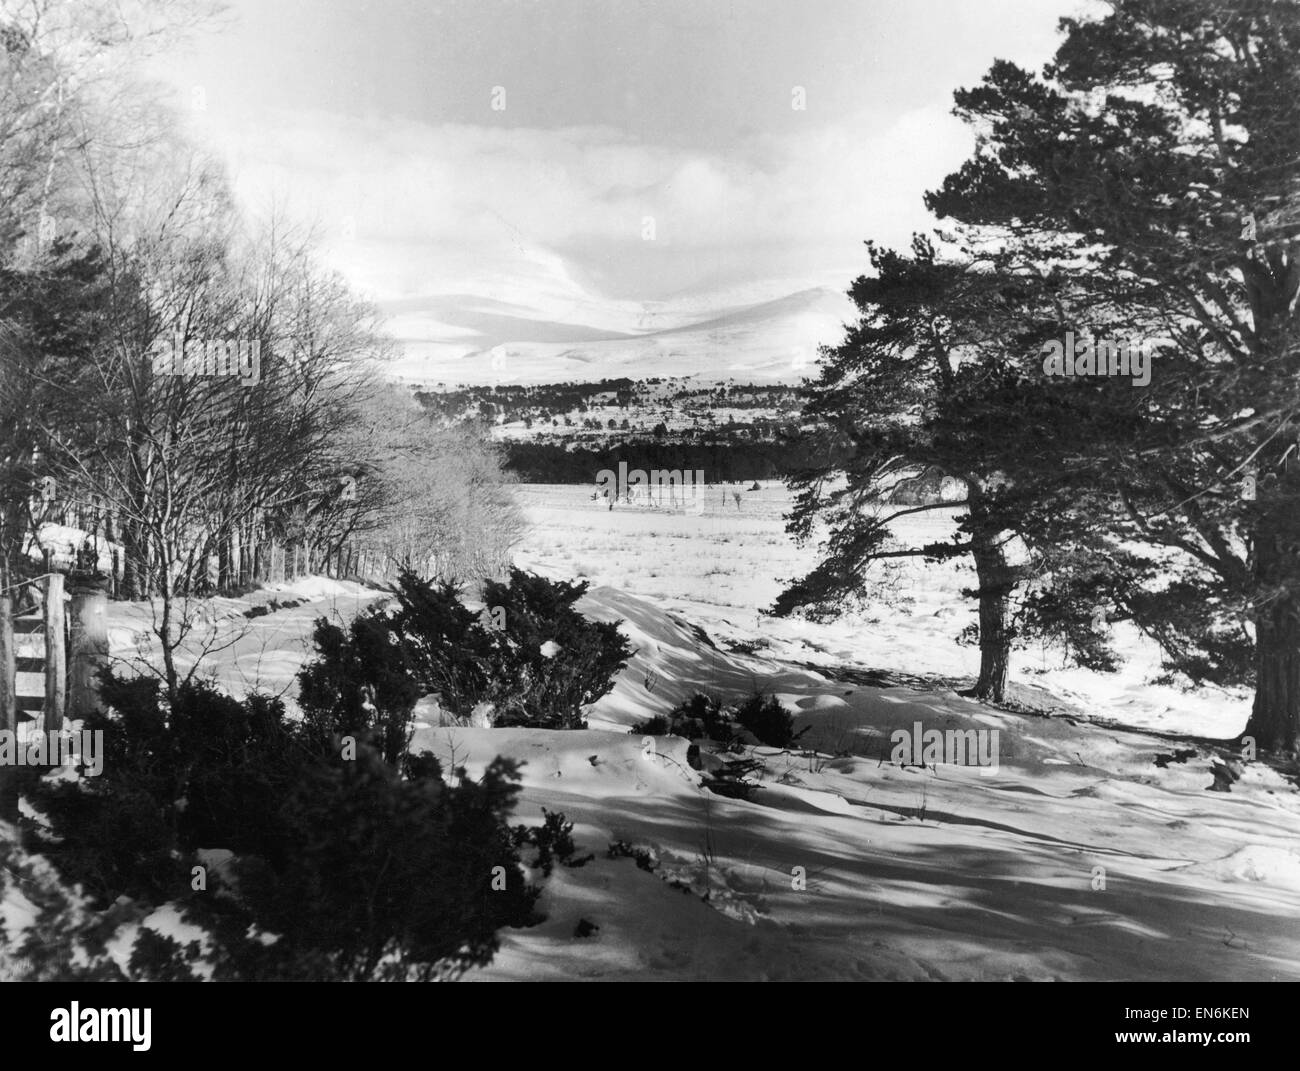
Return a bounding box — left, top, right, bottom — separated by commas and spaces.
254, 526, 269, 583
122, 519, 145, 599
961, 493, 1014, 704
218, 532, 233, 592
239, 524, 254, 588
1240, 261, 1300, 754
1244, 526, 1300, 756
104, 508, 121, 599
1246, 610, 1300, 755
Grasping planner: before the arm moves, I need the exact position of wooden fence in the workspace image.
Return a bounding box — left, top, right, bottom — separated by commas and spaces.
1, 571, 111, 822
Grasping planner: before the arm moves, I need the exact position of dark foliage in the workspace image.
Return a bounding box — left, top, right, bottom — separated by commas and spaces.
606, 840, 657, 872
662, 692, 734, 743
297, 612, 422, 766
380, 568, 630, 730
513, 807, 593, 876
23, 647, 543, 979
629, 714, 672, 735
732, 693, 807, 748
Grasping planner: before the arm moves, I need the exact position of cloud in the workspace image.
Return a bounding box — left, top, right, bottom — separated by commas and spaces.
202, 99, 972, 301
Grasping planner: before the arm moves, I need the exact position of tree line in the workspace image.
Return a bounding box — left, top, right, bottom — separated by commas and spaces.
0, 0, 518, 697
502, 433, 848, 484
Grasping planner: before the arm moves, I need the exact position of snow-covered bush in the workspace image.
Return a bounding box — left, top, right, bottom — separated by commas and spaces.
383, 568, 630, 730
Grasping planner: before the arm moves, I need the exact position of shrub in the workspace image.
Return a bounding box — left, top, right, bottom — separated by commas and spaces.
25, 675, 301, 905
17, 572, 625, 979
629, 693, 737, 744
704, 756, 766, 800
631, 692, 804, 749
384, 568, 630, 730
606, 840, 657, 871
128, 929, 205, 982
733, 693, 806, 748
297, 612, 422, 767
666, 692, 733, 743
0, 833, 135, 981
380, 574, 492, 716
207, 745, 541, 981
479, 569, 629, 729
629, 714, 671, 735
513, 808, 593, 876
23, 658, 542, 980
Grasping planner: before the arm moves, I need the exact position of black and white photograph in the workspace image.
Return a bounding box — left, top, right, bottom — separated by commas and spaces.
0, 0, 1294, 1022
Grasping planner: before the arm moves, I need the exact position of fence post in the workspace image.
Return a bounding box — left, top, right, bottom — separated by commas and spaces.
43, 572, 66, 732
0, 593, 16, 824
68, 576, 110, 720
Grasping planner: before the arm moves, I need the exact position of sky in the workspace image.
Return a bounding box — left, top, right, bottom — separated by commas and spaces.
150, 0, 1088, 311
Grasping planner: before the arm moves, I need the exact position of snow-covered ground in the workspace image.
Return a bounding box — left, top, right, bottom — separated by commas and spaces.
100, 576, 382, 710
513, 483, 1253, 739
9, 486, 1299, 981
452, 484, 1294, 980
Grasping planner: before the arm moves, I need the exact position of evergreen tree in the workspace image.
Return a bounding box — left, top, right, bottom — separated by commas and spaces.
923, 0, 1300, 752
778, 237, 1088, 702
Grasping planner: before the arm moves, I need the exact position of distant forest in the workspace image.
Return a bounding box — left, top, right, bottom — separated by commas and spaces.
501, 434, 844, 484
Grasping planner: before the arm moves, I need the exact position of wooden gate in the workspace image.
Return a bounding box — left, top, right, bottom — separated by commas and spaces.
4, 573, 67, 731
1, 572, 109, 822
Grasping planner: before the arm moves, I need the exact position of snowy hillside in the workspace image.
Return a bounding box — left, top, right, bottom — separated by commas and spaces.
60, 484, 1299, 982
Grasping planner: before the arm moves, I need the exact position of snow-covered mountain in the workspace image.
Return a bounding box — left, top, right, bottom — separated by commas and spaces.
380, 269, 858, 385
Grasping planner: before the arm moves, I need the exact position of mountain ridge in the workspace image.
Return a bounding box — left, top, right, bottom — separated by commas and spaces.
382, 283, 856, 385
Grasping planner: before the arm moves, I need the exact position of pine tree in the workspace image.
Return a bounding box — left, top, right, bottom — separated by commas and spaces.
924, 0, 1300, 752
778, 236, 1085, 702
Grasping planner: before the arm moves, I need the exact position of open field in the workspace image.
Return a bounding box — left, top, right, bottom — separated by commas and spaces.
512, 482, 1252, 740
